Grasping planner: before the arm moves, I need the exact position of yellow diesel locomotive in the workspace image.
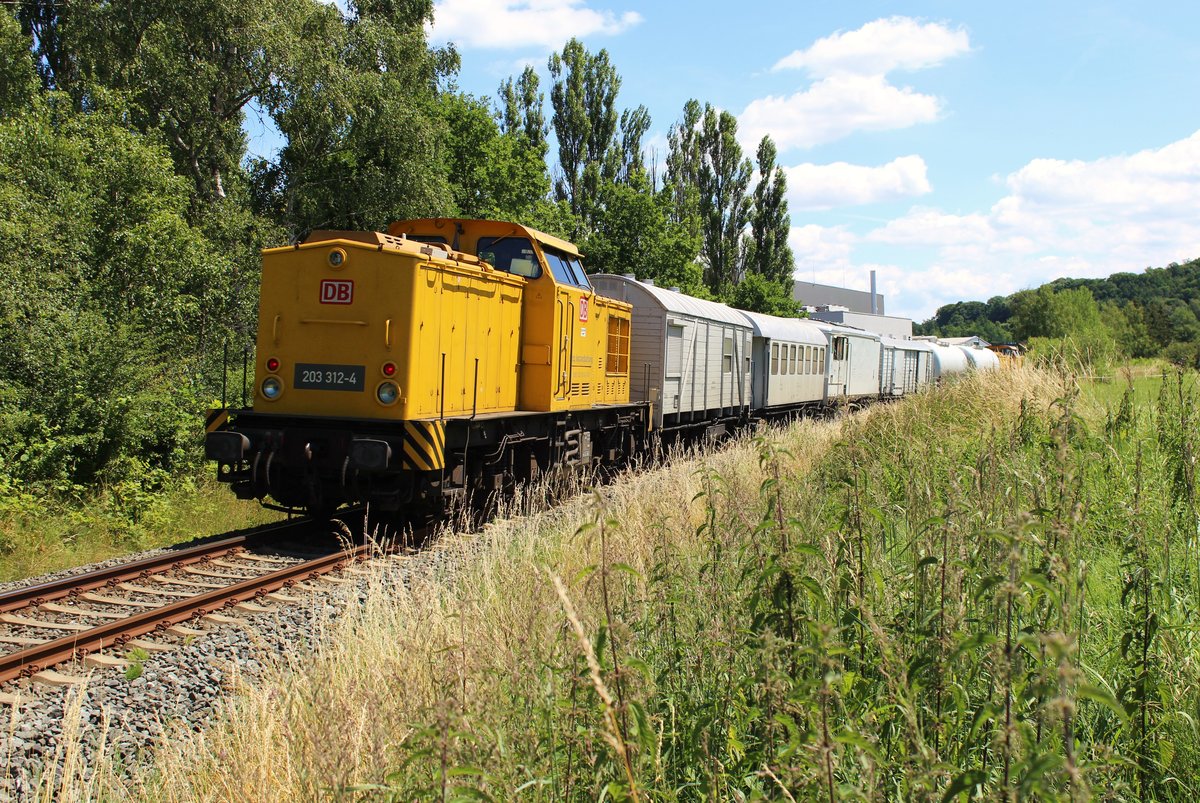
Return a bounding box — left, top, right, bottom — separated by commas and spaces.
206, 218, 649, 515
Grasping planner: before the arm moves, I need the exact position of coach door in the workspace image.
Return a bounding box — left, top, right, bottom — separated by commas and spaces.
828, 335, 850, 398
664, 322, 684, 414
903, 351, 919, 393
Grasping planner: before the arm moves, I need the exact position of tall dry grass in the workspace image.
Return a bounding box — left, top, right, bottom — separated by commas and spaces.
38, 365, 1200, 800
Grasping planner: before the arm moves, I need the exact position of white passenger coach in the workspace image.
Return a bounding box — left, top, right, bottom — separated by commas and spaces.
739, 310, 827, 412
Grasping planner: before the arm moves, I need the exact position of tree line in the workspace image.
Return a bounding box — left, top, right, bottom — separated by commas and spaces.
0, 1, 798, 499
915, 257, 1200, 368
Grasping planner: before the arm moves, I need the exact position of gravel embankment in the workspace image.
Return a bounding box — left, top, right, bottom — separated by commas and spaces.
0, 533, 467, 800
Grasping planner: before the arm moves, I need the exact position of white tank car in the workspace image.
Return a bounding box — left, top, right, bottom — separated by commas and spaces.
958, 346, 1001, 371
929, 342, 970, 380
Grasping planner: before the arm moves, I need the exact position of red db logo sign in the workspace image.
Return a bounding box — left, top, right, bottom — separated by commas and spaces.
579, 296, 589, 322
320, 279, 353, 304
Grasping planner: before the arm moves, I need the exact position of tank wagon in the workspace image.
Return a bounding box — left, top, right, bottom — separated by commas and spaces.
205, 219, 991, 517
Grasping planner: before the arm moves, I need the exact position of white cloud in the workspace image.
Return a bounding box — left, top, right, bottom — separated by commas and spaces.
428, 0, 641, 50
789, 224, 858, 269
859, 131, 1200, 319
785, 155, 931, 210
740, 17, 968, 151
741, 75, 942, 151
868, 208, 993, 246
773, 16, 970, 77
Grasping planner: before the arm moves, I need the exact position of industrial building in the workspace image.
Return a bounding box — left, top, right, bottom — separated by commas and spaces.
793, 271, 914, 340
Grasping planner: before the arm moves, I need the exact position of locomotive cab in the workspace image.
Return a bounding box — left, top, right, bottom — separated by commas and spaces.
390, 219, 630, 412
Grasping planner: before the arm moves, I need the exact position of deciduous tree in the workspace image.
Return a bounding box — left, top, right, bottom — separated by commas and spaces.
548, 38, 620, 231
695, 104, 752, 295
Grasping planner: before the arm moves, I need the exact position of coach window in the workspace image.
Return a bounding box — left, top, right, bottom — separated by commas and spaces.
771, 343, 779, 374
723, 335, 734, 373
805, 346, 811, 374
820, 347, 827, 373
790, 345, 797, 374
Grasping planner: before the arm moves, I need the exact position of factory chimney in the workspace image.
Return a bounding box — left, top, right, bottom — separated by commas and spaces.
870, 270, 878, 314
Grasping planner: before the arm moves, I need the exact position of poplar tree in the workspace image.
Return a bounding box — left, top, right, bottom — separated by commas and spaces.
695, 104, 752, 295
548, 38, 620, 231
744, 135, 795, 288
499, 65, 548, 161
615, 104, 651, 184
663, 99, 703, 237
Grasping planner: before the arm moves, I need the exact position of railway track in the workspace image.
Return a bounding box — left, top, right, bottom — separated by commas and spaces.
0, 516, 379, 685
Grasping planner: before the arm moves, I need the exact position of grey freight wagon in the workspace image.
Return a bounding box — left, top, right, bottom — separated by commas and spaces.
590, 275, 753, 434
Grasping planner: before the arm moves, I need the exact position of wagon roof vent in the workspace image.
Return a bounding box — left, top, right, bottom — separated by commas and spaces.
644, 278, 656, 286
623, 273, 636, 279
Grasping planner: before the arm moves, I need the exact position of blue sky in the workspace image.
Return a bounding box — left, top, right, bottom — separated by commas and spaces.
266, 1, 1200, 320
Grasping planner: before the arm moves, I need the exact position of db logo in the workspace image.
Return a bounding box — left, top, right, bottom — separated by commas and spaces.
320, 279, 353, 305
579, 296, 589, 322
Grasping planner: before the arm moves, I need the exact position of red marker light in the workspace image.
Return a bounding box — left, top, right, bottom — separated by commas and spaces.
382, 362, 397, 377
266, 358, 280, 372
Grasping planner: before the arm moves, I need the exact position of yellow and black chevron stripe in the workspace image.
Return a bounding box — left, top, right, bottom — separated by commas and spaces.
205, 408, 229, 433
399, 420, 446, 472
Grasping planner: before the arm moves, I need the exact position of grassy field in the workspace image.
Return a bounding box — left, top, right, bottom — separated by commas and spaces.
0, 475, 281, 582
40, 365, 1200, 800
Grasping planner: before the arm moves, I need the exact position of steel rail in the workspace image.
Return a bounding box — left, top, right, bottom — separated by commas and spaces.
0, 518, 315, 614
0, 544, 372, 683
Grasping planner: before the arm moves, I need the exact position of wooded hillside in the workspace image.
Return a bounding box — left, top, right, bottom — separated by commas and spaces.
915, 258, 1200, 366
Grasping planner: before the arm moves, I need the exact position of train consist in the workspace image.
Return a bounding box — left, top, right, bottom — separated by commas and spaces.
205, 218, 998, 517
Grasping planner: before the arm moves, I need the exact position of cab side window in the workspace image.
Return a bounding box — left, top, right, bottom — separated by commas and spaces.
543, 247, 591, 289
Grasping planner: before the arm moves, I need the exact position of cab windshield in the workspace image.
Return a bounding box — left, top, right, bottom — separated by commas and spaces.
476, 237, 541, 278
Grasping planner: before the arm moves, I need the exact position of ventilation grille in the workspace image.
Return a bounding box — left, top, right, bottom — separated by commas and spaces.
570, 382, 592, 397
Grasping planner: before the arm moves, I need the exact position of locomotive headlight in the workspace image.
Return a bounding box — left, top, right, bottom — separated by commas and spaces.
328, 248, 347, 269
262, 377, 283, 400
376, 381, 399, 405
